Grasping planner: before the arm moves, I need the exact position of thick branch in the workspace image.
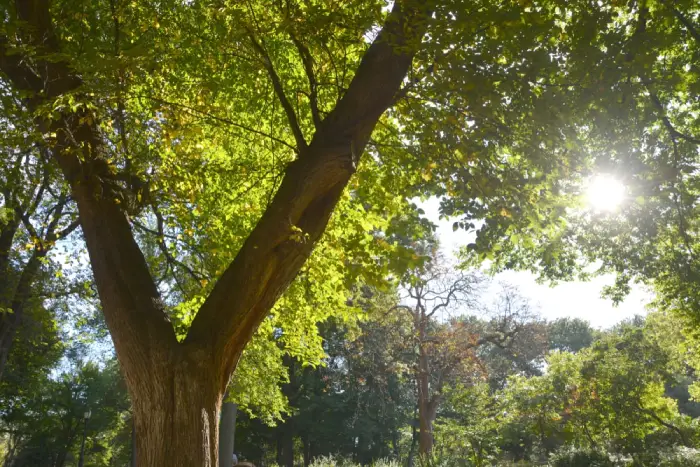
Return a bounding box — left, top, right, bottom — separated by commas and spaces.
186, 0, 432, 390
0, 0, 179, 379
0, 216, 20, 302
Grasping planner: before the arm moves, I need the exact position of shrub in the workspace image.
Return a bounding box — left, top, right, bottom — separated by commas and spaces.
549, 447, 617, 467
308, 455, 401, 467
637, 446, 700, 467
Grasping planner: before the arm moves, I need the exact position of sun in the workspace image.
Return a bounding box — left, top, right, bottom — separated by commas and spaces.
586, 175, 625, 212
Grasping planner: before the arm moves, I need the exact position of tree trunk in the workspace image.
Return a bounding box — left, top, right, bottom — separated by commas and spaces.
416, 353, 441, 456
131, 360, 221, 466
302, 435, 311, 466
0, 308, 21, 379
219, 398, 238, 467
276, 431, 284, 467
407, 416, 417, 467
0, 219, 23, 380
281, 429, 294, 467
417, 401, 434, 456
276, 425, 294, 467
417, 333, 434, 455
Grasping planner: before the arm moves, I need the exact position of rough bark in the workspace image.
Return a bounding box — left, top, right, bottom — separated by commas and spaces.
131, 355, 221, 465
0, 0, 431, 465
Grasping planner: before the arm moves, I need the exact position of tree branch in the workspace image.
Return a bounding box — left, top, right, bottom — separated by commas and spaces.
290, 34, 322, 129
660, 0, 700, 44
248, 31, 308, 150
186, 0, 432, 390
134, 94, 299, 154
1, 0, 179, 377
152, 205, 205, 284
636, 401, 690, 447
647, 86, 700, 145
642, 79, 698, 263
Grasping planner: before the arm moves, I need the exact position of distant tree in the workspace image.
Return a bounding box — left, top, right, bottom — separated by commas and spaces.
1, 357, 131, 467
435, 381, 502, 467
500, 313, 695, 462
394, 253, 538, 456
547, 318, 596, 354
248, 287, 415, 467
0, 146, 80, 380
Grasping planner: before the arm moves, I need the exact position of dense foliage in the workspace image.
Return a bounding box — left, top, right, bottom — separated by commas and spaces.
231, 310, 700, 466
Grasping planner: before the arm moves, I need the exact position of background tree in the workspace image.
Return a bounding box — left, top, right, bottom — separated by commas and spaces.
0, 134, 80, 380
546, 318, 597, 354
1, 356, 132, 467
497, 312, 698, 464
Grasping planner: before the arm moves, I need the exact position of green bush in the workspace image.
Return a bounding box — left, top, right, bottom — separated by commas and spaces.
636, 447, 700, 467
308, 455, 401, 467
549, 447, 617, 467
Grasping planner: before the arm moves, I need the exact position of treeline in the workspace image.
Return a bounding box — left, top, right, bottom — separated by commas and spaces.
231, 309, 700, 466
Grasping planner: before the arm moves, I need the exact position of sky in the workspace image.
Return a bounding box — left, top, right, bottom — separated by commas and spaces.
418, 197, 652, 329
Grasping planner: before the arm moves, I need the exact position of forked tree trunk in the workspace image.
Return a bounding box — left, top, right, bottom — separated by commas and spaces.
0, 2, 430, 466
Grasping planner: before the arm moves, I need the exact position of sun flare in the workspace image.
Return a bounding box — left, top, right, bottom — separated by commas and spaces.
587, 175, 625, 212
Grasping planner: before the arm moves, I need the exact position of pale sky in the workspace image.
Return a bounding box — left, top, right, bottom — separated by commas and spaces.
419, 197, 652, 329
